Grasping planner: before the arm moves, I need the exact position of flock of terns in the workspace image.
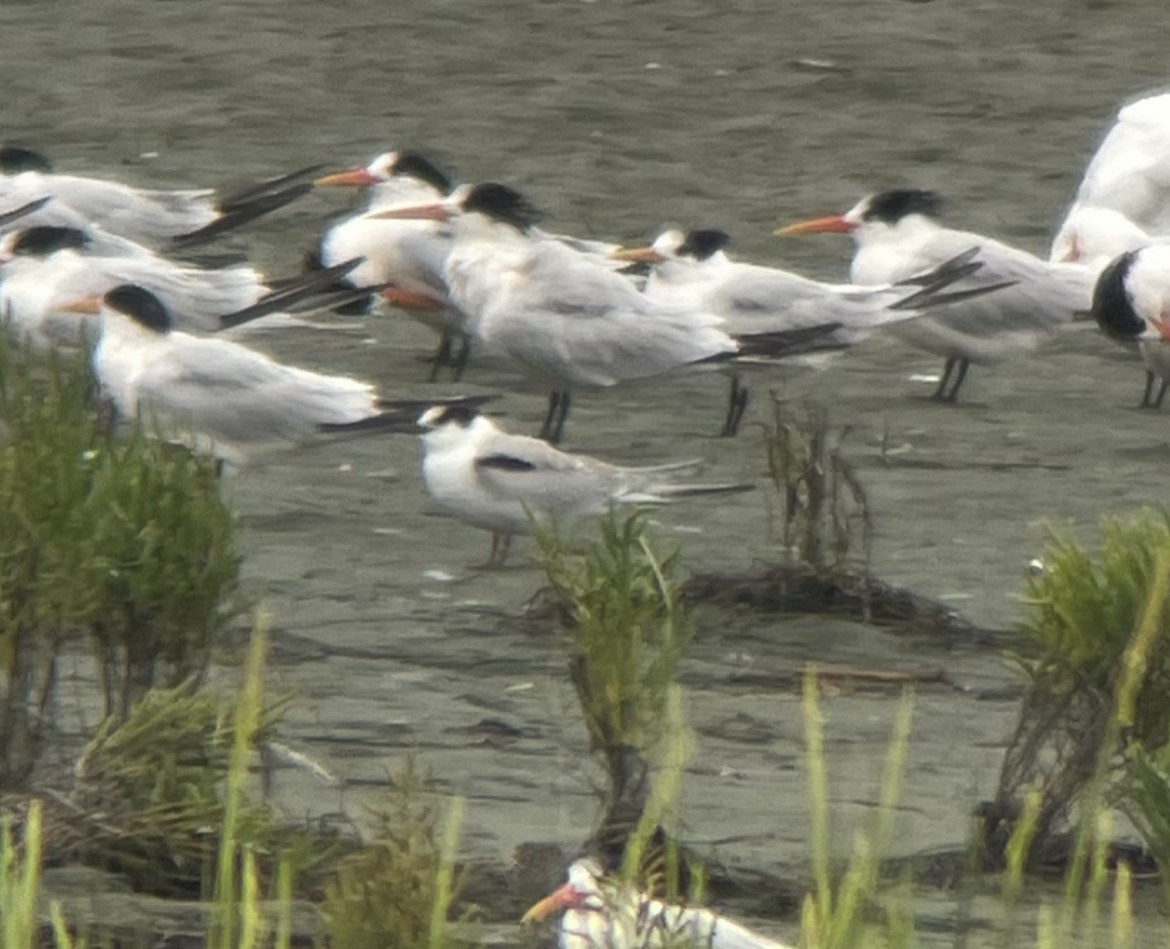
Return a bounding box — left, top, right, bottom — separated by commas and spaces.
3, 82, 1170, 947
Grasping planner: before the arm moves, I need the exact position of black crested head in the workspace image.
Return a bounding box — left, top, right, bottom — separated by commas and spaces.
105, 284, 172, 334
11, 225, 89, 257
862, 189, 943, 225
461, 183, 542, 232
1091, 250, 1145, 341
0, 146, 52, 174
679, 229, 732, 261
391, 151, 454, 195
428, 403, 481, 427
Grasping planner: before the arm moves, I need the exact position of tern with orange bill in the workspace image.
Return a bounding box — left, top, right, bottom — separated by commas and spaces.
374, 183, 847, 443
0, 224, 268, 348
0, 146, 313, 247
776, 189, 1097, 401
58, 284, 488, 463
611, 227, 1010, 432
312, 149, 469, 375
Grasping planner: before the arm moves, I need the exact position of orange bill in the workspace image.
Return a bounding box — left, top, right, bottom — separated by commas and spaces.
379, 287, 445, 311
773, 213, 856, 236
57, 295, 103, 315
520, 882, 580, 923
314, 168, 378, 187
368, 203, 453, 222
608, 245, 667, 264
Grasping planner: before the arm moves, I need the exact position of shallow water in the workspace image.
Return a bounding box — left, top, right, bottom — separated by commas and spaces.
13, 0, 1170, 942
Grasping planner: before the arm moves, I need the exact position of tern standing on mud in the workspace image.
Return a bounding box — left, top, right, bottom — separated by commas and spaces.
777, 189, 1096, 402
375, 183, 738, 444
416, 404, 751, 567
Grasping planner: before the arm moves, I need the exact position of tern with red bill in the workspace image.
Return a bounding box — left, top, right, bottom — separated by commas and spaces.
776, 189, 1096, 402
522, 858, 795, 949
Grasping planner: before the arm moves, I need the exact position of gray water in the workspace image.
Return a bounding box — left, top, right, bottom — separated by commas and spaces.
10, 0, 1170, 943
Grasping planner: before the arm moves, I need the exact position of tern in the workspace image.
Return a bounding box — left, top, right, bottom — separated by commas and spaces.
776, 189, 1097, 401
0, 146, 312, 247
1089, 245, 1170, 408
0, 224, 267, 348
1051, 90, 1170, 264
377, 184, 838, 443
612, 227, 1005, 432
59, 284, 484, 463
416, 403, 752, 567
312, 149, 467, 373
522, 858, 795, 949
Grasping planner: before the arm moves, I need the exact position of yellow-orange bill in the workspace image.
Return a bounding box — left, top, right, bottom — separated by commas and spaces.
313, 168, 377, 187
773, 214, 855, 236
520, 883, 576, 923
57, 295, 103, 315
380, 287, 445, 311
368, 203, 451, 222
608, 246, 666, 264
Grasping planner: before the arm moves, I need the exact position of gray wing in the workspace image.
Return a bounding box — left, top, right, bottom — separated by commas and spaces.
132, 336, 374, 443
472, 430, 621, 514
485, 242, 733, 386
711, 263, 908, 339
912, 229, 1096, 327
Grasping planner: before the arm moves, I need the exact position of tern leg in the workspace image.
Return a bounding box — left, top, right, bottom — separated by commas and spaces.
1141, 371, 1168, 409
931, 357, 956, 401
450, 333, 472, 382
1140, 371, 1155, 408
539, 392, 561, 441
549, 390, 572, 445
943, 357, 971, 403
480, 532, 512, 569
427, 332, 453, 383
720, 373, 751, 438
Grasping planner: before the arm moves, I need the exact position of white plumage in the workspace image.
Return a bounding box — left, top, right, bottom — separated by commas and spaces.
417, 406, 749, 566
522, 859, 796, 949
777, 189, 1096, 400
1051, 90, 1170, 263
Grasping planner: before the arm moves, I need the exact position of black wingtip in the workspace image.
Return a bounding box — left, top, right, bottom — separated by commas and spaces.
218, 258, 368, 330
318, 410, 422, 436
0, 195, 52, 229
171, 182, 313, 249
217, 164, 327, 214
731, 322, 847, 358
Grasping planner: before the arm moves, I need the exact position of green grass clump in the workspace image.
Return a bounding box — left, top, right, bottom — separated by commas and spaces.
537, 511, 696, 895
321, 755, 466, 949
991, 511, 1170, 872
538, 512, 691, 767
0, 329, 238, 783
